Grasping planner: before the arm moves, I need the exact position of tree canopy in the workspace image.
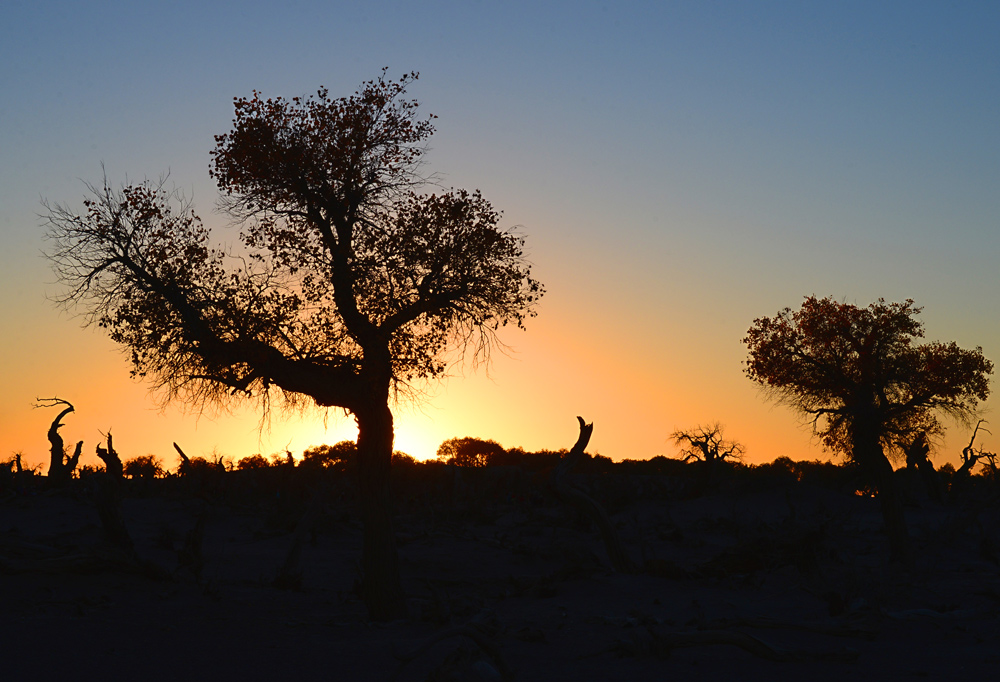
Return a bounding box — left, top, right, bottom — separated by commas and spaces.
436, 436, 506, 467
44, 72, 542, 414
744, 296, 992, 459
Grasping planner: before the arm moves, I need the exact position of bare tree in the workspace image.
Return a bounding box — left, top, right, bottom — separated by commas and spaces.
34, 397, 83, 484
670, 422, 744, 493
671, 423, 744, 468
957, 419, 991, 479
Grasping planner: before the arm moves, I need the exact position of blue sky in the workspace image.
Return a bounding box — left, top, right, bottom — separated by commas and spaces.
2, 1, 998, 467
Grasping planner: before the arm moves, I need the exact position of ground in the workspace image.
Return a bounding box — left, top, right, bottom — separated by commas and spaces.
3, 470, 1000, 681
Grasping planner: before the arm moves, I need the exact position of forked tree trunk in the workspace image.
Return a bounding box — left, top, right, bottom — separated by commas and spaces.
355, 400, 406, 621
44, 402, 78, 485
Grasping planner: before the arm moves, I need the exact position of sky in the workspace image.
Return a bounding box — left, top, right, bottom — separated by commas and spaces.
2, 1, 999, 471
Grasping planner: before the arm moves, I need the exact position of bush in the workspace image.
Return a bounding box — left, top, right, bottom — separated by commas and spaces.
236, 454, 271, 470
392, 451, 418, 469
301, 441, 356, 471
436, 437, 505, 468
123, 455, 164, 480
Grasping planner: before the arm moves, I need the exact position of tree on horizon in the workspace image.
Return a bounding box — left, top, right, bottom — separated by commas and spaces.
42, 71, 543, 620
436, 436, 506, 467
744, 296, 992, 563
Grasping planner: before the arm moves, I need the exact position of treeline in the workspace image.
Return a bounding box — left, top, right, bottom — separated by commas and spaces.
4, 433, 998, 503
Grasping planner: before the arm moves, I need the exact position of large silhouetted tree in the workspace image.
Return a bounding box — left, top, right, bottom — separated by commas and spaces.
744, 296, 992, 562
42, 71, 543, 619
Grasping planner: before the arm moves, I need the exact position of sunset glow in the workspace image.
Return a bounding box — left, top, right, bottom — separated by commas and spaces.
2, 1, 998, 473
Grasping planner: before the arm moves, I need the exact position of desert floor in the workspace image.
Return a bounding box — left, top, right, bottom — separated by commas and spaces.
3, 472, 1000, 681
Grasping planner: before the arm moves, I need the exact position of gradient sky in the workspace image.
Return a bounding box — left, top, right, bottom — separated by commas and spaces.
2, 1, 998, 472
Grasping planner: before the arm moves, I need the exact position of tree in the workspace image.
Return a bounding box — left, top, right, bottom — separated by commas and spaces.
744, 296, 992, 562
42, 71, 543, 619
436, 436, 506, 467
670, 423, 744, 468
123, 455, 165, 480
670, 423, 744, 490
957, 419, 991, 479
301, 441, 357, 471
236, 454, 271, 470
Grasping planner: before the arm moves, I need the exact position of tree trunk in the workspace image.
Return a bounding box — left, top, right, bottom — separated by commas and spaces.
551, 417, 636, 573
355, 400, 406, 621
98, 433, 124, 479
870, 452, 911, 564
854, 420, 911, 564
45, 404, 76, 485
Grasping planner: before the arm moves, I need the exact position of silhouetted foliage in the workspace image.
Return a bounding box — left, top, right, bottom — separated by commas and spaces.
183, 456, 225, 476
269, 451, 297, 469
499, 447, 564, 472
745, 296, 993, 562
436, 437, 506, 467
236, 454, 271, 470
749, 456, 855, 490
0, 453, 41, 493
77, 464, 103, 478
614, 455, 689, 477
173, 442, 228, 478
42, 71, 543, 620
391, 451, 418, 469
123, 455, 165, 480
938, 461, 957, 483
301, 441, 356, 471
579, 453, 616, 475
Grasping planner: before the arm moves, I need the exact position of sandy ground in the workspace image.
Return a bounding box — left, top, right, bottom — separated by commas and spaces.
3, 473, 1000, 681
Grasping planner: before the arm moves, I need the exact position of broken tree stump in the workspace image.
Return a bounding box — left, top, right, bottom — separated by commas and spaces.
550, 416, 636, 573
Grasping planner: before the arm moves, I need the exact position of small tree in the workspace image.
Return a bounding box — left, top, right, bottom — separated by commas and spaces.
123, 455, 165, 480
670, 423, 744, 490
301, 441, 357, 471
436, 437, 506, 467
957, 419, 991, 479
671, 423, 744, 467
42, 71, 542, 619
236, 454, 271, 470
744, 296, 992, 562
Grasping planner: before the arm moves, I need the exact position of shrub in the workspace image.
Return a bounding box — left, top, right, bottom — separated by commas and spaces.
123, 455, 164, 480
236, 454, 271, 470
301, 441, 356, 471
436, 437, 506, 467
